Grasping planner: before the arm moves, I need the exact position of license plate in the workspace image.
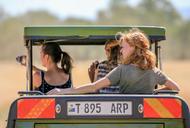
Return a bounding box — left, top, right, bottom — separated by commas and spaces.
67, 101, 132, 116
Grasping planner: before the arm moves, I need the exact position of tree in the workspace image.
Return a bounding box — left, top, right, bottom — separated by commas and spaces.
63, 17, 92, 25
137, 0, 181, 25
20, 10, 59, 25
97, 0, 140, 24
175, 20, 190, 59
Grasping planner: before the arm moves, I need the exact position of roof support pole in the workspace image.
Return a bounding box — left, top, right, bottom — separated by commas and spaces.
27, 40, 33, 91
155, 41, 158, 67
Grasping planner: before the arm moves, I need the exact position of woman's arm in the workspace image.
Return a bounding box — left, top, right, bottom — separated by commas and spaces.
47, 77, 111, 95
154, 67, 180, 92
33, 71, 42, 89
16, 55, 41, 72
157, 77, 180, 91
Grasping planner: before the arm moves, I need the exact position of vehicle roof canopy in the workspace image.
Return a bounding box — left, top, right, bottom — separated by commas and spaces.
24, 26, 166, 46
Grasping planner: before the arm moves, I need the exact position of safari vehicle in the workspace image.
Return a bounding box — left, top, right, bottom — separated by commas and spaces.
7, 26, 190, 128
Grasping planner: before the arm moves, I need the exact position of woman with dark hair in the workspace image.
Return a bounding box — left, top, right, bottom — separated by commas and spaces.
34, 43, 73, 93
17, 43, 73, 93
88, 40, 120, 93
47, 28, 180, 95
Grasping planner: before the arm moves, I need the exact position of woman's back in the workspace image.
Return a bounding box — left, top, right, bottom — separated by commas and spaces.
36, 71, 72, 93
106, 64, 168, 94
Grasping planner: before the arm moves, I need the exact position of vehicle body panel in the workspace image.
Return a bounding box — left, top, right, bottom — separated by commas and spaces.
7, 95, 190, 128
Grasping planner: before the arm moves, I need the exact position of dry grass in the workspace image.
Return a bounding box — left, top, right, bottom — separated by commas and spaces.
162, 60, 190, 105
0, 60, 190, 127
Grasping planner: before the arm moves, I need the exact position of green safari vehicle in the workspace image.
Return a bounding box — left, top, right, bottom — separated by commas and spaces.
6, 26, 190, 128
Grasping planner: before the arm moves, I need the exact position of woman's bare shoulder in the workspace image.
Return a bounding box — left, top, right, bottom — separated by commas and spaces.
33, 70, 43, 88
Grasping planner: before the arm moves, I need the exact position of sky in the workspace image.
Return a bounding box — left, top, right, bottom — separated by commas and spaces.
0, 0, 190, 20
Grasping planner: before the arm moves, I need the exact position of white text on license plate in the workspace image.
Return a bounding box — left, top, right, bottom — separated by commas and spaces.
67, 101, 132, 116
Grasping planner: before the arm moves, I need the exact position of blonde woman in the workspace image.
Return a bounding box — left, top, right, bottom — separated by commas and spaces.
47, 28, 180, 95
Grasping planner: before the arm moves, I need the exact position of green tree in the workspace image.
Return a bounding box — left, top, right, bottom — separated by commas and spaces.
175, 20, 190, 59
137, 0, 181, 25
0, 10, 60, 60
63, 17, 92, 25
97, 0, 140, 25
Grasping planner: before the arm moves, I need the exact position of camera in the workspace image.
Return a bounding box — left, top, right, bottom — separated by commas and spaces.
16, 55, 26, 65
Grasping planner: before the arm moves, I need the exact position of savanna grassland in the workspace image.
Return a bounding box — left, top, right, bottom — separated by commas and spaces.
0, 60, 190, 127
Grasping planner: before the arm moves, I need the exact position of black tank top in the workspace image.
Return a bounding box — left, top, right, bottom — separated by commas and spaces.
36, 71, 72, 93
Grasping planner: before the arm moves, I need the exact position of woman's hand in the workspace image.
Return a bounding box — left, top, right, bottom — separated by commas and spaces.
47, 88, 63, 95
16, 55, 27, 66
88, 60, 99, 82
47, 88, 74, 95
16, 55, 41, 72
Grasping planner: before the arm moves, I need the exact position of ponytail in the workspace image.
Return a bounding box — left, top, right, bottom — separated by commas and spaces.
61, 51, 73, 74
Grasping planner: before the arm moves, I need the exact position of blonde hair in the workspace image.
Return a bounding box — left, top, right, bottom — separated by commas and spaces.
118, 28, 156, 70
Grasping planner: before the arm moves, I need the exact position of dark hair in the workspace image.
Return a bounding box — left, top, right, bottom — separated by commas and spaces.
109, 45, 120, 64
42, 43, 73, 74
105, 40, 120, 64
